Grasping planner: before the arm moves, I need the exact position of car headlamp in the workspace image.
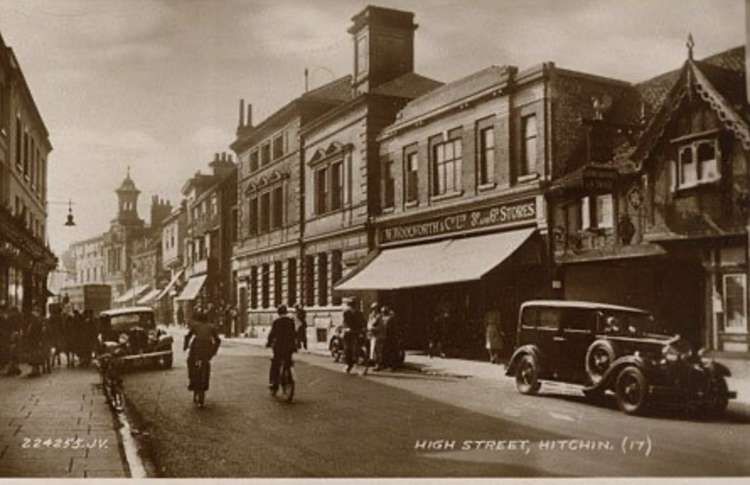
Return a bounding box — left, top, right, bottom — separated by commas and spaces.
662, 345, 680, 363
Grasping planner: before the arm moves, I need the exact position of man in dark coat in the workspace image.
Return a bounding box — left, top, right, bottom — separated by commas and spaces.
294, 304, 307, 351
342, 298, 366, 374
5, 306, 22, 376
26, 309, 44, 377
266, 305, 297, 392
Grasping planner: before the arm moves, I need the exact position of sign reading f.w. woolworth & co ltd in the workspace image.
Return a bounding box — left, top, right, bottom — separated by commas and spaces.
380, 198, 537, 244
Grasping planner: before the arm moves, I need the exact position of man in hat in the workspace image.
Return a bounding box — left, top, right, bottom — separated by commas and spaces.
366, 302, 385, 370
341, 297, 366, 374
266, 305, 297, 393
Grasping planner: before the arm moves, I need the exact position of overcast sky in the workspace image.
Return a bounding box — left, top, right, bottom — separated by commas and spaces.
0, 0, 744, 257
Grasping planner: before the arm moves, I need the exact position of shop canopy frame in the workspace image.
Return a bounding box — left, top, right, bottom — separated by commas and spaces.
175, 274, 208, 301
114, 284, 151, 304
335, 228, 536, 291
155, 269, 185, 301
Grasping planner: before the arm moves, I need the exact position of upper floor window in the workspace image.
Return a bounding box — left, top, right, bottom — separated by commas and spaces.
673, 138, 720, 190
210, 194, 218, 216
405, 150, 418, 204
271, 186, 283, 229
382, 158, 395, 209
249, 150, 259, 172
581, 194, 614, 230
272, 134, 284, 159
261, 143, 271, 166
432, 136, 462, 196
331, 161, 343, 211
260, 192, 270, 233
356, 35, 369, 76
15, 116, 21, 169
478, 125, 495, 185
521, 115, 537, 177
248, 196, 258, 236
315, 166, 328, 214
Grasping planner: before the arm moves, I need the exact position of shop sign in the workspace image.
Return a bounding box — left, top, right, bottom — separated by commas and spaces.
582, 166, 617, 192
381, 198, 537, 244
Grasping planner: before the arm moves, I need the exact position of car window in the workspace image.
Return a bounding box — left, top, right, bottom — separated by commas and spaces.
562, 308, 594, 331
538, 308, 561, 330
521, 307, 538, 328
109, 312, 155, 332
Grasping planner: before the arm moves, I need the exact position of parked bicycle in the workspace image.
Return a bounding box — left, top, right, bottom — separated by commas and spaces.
96, 341, 125, 412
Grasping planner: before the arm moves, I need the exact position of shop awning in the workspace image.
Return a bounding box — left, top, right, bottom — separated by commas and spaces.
335, 228, 535, 291
175, 275, 207, 301
137, 288, 162, 305
114, 284, 151, 304
155, 270, 184, 301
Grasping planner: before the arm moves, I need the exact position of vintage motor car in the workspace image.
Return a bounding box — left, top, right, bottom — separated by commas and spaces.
98, 306, 174, 369
505, 300, 736, 415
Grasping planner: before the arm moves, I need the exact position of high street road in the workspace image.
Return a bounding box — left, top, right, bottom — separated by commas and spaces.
121, 337, 750, 478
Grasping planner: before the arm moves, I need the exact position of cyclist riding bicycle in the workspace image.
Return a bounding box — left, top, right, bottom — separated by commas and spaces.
266, 304, 297, 393
184, 310, 221, 407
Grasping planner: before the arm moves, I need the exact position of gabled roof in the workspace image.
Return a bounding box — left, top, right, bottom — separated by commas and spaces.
632, 53, 750, 169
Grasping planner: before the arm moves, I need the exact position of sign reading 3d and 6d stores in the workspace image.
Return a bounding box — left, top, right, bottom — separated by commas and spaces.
381, 198, 537, 244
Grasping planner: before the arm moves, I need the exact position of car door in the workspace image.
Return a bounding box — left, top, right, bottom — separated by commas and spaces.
558, 308, 595, 383
536, 307, 562, 379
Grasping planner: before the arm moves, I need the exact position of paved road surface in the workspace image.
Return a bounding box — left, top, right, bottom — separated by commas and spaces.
122, 338, 750, 478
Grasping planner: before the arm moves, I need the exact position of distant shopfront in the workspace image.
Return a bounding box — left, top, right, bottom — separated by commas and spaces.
336, 195, 549, 356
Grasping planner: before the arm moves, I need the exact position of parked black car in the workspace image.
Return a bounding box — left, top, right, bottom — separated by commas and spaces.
99, 306, 174, 369
505, 300, 736, 415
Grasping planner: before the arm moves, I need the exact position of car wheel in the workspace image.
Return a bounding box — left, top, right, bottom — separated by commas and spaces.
161, 355, 173, 369
585, 340, 616, 385
615, 366, 648, 415
515, 355, 541, 395
701, 377, 729, 418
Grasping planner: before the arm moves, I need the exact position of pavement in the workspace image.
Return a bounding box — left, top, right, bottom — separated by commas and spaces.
196, 329, 750, 407
0, 362, 129, 478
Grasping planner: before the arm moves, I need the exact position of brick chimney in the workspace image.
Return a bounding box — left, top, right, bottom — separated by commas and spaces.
349, 6, 418, 95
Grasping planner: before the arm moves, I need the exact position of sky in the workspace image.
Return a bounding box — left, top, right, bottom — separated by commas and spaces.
0, 0, 745, 257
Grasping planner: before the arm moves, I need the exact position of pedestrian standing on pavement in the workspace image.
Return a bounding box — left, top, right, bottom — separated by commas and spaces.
484, 308, 504, 364
266, 305, 297, 392
294, 304, 308, 351
342, 297, 366, 374
429, 306, 449, 358
382, 306, 402, 369
5, 306, 22, 376
62, 310, 77, 367
48, 305, 64, 368
176, 304, 184, 327
41, 315, 53, 374
26, 308, 44, 377
366, 303, 385, 370
0, 301, 9, 374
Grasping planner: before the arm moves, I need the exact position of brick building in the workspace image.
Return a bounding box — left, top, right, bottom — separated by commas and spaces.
336, 57, 636, 354
548, 43, 750, 365
0, 32, 56, 314
156, 202, 187, 324
176, 153, 236, 327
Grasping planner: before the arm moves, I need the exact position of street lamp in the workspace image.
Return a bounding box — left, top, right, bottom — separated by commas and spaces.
64, 199, 75, 226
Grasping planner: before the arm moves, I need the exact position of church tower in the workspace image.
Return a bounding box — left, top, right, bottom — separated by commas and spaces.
114, 167, 143, 226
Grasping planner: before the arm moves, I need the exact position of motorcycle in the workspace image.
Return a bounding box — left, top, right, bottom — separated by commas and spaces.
329, 327, 368, 364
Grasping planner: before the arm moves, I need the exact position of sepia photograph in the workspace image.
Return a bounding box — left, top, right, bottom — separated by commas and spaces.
0, 0, 749, 481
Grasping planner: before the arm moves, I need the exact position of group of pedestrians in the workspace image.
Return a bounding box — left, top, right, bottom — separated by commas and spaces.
0, 299, 99, 378
339, 298, 401, 375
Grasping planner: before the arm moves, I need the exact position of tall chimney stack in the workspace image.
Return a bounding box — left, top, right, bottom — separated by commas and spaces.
246, 104, 253, 127
238, 99, 245, 129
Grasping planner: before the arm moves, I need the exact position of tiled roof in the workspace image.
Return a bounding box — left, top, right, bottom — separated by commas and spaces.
636, 46, 744, 116
302, 75, 354, 103
370, 72, 443, 99
395, 65, 513, 125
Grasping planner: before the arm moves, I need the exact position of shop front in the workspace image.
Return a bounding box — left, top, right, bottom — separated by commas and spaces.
336, 196, 549, 357
0, 209, 57, 315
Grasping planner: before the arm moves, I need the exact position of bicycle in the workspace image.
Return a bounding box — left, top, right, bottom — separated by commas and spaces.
270, 357, 295, 403
190, 358, 211, 408
96, 345, 125, 412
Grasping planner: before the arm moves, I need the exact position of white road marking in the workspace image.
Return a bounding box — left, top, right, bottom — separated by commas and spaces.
548, 411, 576, 422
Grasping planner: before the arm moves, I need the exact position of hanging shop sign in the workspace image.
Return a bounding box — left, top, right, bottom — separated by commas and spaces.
381, 198, 537, 244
